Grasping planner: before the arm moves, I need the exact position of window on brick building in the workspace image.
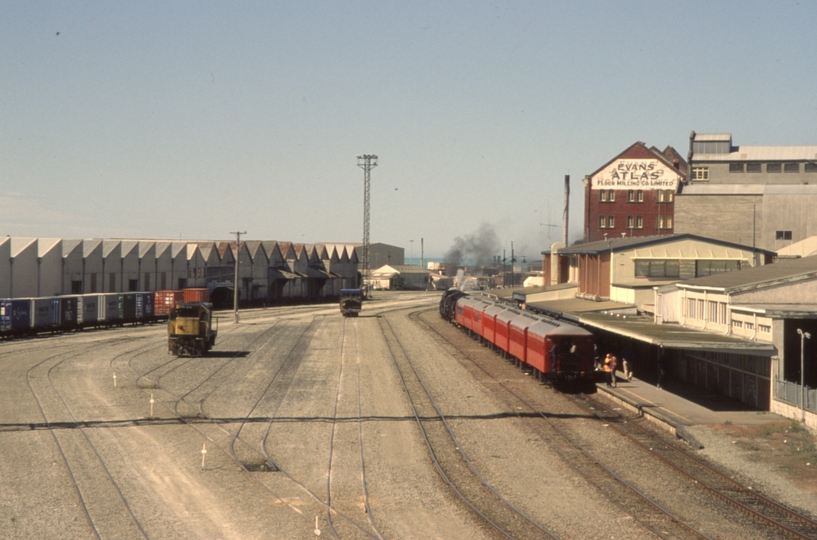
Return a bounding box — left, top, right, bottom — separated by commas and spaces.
767, 163, 782, 173
608, 190, 615, 201
729, 163, 744, 173
637, 190, 643, 202
599, 190, 607, 202
636, 216, 643, 228
746, 163, 761, 173
608, 215, 614, 228
784, 163, 799, 173
599, 215, 606, 228
776, 230, 792, 240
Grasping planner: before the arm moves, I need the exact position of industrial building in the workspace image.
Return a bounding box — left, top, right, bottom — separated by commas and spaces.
0, 237, 369, 306
370, 264, 431, 290
675, 132, 817, 251
583, 141, 687, 243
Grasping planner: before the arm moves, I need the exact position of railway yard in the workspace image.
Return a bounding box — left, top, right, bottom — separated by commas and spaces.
3, 290, 817, 539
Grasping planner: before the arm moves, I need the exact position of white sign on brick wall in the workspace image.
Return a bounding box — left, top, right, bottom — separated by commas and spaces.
591, 159, 681, 190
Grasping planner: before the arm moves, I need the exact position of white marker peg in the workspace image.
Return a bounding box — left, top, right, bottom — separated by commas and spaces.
201, 443, 207, 470
150, 394, 155, 418
113, 372, 117, 387
314, 516, 321, 536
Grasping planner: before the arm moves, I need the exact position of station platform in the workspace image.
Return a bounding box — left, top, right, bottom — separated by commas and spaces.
595, 372, 785, 448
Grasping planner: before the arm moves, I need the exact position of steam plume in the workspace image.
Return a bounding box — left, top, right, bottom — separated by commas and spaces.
444, 223, 501, 265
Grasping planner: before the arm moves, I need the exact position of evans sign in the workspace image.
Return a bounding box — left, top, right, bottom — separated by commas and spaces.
591, 159, 681, 190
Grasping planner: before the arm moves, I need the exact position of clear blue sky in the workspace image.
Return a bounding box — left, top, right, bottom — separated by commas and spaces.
2, 1, 816, 258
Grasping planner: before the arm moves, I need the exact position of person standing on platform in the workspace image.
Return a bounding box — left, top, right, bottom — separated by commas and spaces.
594, 343, 600, 371
609, 355, 618, 387
657, 360, 665, 389
603, 354, 612, 386
622, 347, 632, 381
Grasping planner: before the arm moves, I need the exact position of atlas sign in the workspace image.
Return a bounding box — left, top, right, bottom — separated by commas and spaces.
591, 159, 680, 190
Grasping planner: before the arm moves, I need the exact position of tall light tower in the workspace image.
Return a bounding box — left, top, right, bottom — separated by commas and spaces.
357, 154, 378, 296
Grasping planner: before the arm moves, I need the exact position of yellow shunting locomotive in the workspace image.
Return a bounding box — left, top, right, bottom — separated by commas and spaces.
168, 302, 217, 356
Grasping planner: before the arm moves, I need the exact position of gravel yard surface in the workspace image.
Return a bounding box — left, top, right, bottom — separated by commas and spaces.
1, 290, 816, 539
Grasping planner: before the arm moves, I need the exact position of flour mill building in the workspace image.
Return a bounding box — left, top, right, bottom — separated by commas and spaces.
583, 142, 687, 243
675, 132, 817, 252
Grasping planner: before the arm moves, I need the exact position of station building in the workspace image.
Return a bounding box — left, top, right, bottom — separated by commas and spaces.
651, 255, 817, 427
675, 132, 817, 252
583, 141, 687, 244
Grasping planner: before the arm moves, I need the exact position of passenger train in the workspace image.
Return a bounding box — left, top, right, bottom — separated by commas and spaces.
440, 289, 596, 386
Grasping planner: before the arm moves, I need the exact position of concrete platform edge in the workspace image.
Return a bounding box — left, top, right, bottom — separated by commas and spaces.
595, 383, 706, 450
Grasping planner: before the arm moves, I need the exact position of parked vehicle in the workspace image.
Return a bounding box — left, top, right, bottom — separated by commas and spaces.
339, 289, 363, 317
167, 302, 217, 356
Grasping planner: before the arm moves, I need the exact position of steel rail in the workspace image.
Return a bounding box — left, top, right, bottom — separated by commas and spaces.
580, 393, 817, 540
26, 341, 152, 539
379, 312, 559, 539
415, 309, 711, 540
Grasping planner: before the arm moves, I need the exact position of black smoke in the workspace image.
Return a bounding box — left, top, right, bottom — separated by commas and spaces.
444, 223, 502, 265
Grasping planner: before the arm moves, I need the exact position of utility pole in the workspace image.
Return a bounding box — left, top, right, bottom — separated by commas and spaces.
357, 154, 378, 297
798, 328, 811, 423
230, 230, 246, 323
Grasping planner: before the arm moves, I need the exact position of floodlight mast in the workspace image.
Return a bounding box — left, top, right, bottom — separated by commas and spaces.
357, 154, 378, 297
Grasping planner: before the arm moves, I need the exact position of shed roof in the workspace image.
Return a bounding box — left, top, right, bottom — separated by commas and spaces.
678, 254, 817, 292
526, 298, 636, 321
579, 313, 775, 353
548, 233, 775, 257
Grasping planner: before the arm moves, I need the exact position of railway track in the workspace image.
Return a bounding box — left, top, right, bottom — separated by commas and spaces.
419, 307, 817, 539
25, 341, 151, 539
114, 312, 384, 539
578, 392, 817, 539
414, 309, 711, 539
379, 312, 559, 539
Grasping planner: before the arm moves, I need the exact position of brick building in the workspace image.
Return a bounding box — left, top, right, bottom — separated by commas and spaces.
584, 142, 687, 243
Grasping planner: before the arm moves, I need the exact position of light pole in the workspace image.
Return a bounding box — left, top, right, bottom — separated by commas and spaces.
409, 240, 413, 266
357, 154, 378, 297
798, 328, 811, 423
230, 231, 246, 323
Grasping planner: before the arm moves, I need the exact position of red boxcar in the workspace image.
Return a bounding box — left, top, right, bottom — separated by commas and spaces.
154, 290, 184, 315
183, 288, 210, 303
